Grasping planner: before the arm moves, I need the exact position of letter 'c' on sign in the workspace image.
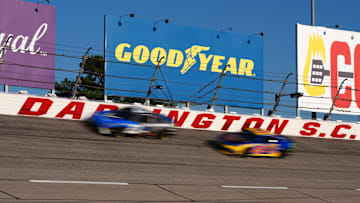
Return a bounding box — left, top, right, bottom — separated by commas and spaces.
330, 124, 351, 138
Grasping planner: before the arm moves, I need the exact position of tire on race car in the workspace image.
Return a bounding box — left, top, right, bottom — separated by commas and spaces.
155, 128, 176, 139
97, 127, 125, 137
97, 127, 112, 135
277, 149, 286, 159
155, 130, 168, 139
241, 148, 250, 157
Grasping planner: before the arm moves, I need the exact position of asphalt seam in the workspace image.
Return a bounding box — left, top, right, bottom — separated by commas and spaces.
294, 189, 331, 203
155, 184, 195, 202
0, 190, 20, 200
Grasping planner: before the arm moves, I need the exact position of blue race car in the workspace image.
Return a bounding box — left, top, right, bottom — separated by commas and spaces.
214, 128, 296, 158
90, 106, 176, 139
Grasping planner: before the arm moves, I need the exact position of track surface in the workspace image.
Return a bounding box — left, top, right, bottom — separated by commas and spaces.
0, 115, 359, 202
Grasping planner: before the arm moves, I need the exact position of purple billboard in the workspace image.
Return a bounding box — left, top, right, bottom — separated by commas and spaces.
0, 0, 55, 89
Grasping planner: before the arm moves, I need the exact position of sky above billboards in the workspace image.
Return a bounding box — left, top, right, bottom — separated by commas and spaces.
21, 0, 360, 120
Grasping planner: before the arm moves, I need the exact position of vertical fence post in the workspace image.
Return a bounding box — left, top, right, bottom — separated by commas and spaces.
186, 102, 190, 109
4, 85, 8, 93
224, 105, 228, 113
268, 73, 293, 116
0, 35, 13, 70
323, 78, 347, 121
145, 56, 165, 106
0, 36, 13, 93
72, 47, 92, 99
209, 64, 229, 110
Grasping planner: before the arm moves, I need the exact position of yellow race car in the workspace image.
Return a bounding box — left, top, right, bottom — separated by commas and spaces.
214, 128, 296, 158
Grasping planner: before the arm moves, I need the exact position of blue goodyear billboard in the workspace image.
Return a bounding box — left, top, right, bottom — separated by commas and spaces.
105, 15, 263, 109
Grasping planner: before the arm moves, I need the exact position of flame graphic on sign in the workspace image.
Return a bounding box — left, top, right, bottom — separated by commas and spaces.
303, 33, 326, 96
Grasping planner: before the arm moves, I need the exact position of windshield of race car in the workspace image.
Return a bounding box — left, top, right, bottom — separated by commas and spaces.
222, 132, 257, 143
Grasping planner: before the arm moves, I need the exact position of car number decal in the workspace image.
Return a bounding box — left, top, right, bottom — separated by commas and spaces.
249, 144, 279, 154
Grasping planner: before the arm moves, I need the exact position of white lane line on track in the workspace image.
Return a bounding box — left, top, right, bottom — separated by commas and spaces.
29, 180, 129, 185
356, 189, 360, 191
222, 185, 288, 190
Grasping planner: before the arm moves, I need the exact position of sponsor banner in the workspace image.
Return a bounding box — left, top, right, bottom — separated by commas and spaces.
105, 15, 263, 109
297, 23, 360, 115
0, 93, 358, 141
0, 0, 56, 89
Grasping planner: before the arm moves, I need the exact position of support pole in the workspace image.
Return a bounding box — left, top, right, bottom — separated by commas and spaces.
0, 36, 13, 93
324, 78, 347, 121
72, 47, 92, 99
268, 73, 293, 116
311, 0, 315, 26
224, 105, 228, 113
0, 35, 13, 71
310, 0, 316, 120
145, 56, 165, 106
186, 102, 190, 109
296, 108, 300, 118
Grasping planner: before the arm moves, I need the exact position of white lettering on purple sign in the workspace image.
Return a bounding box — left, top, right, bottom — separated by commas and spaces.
0, 23, 48, 56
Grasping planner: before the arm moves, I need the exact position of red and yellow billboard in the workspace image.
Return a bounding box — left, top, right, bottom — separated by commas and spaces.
297, 24, 360, 115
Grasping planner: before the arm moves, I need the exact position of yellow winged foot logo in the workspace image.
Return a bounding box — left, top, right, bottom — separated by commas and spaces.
180, 45, 210, 74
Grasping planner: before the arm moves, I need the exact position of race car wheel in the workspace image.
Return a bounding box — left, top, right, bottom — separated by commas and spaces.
241, 148, 250, 157
97, 127, 112, 135
156, 130, 168, 139
115, 133, 126, 138
277, 149, 286, 159
112, 128, 125, 137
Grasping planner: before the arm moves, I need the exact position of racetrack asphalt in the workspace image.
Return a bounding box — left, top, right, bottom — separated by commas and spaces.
0, 114, 359, 202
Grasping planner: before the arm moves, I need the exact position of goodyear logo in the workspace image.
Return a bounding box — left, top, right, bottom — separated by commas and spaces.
115, 43, 256, 77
